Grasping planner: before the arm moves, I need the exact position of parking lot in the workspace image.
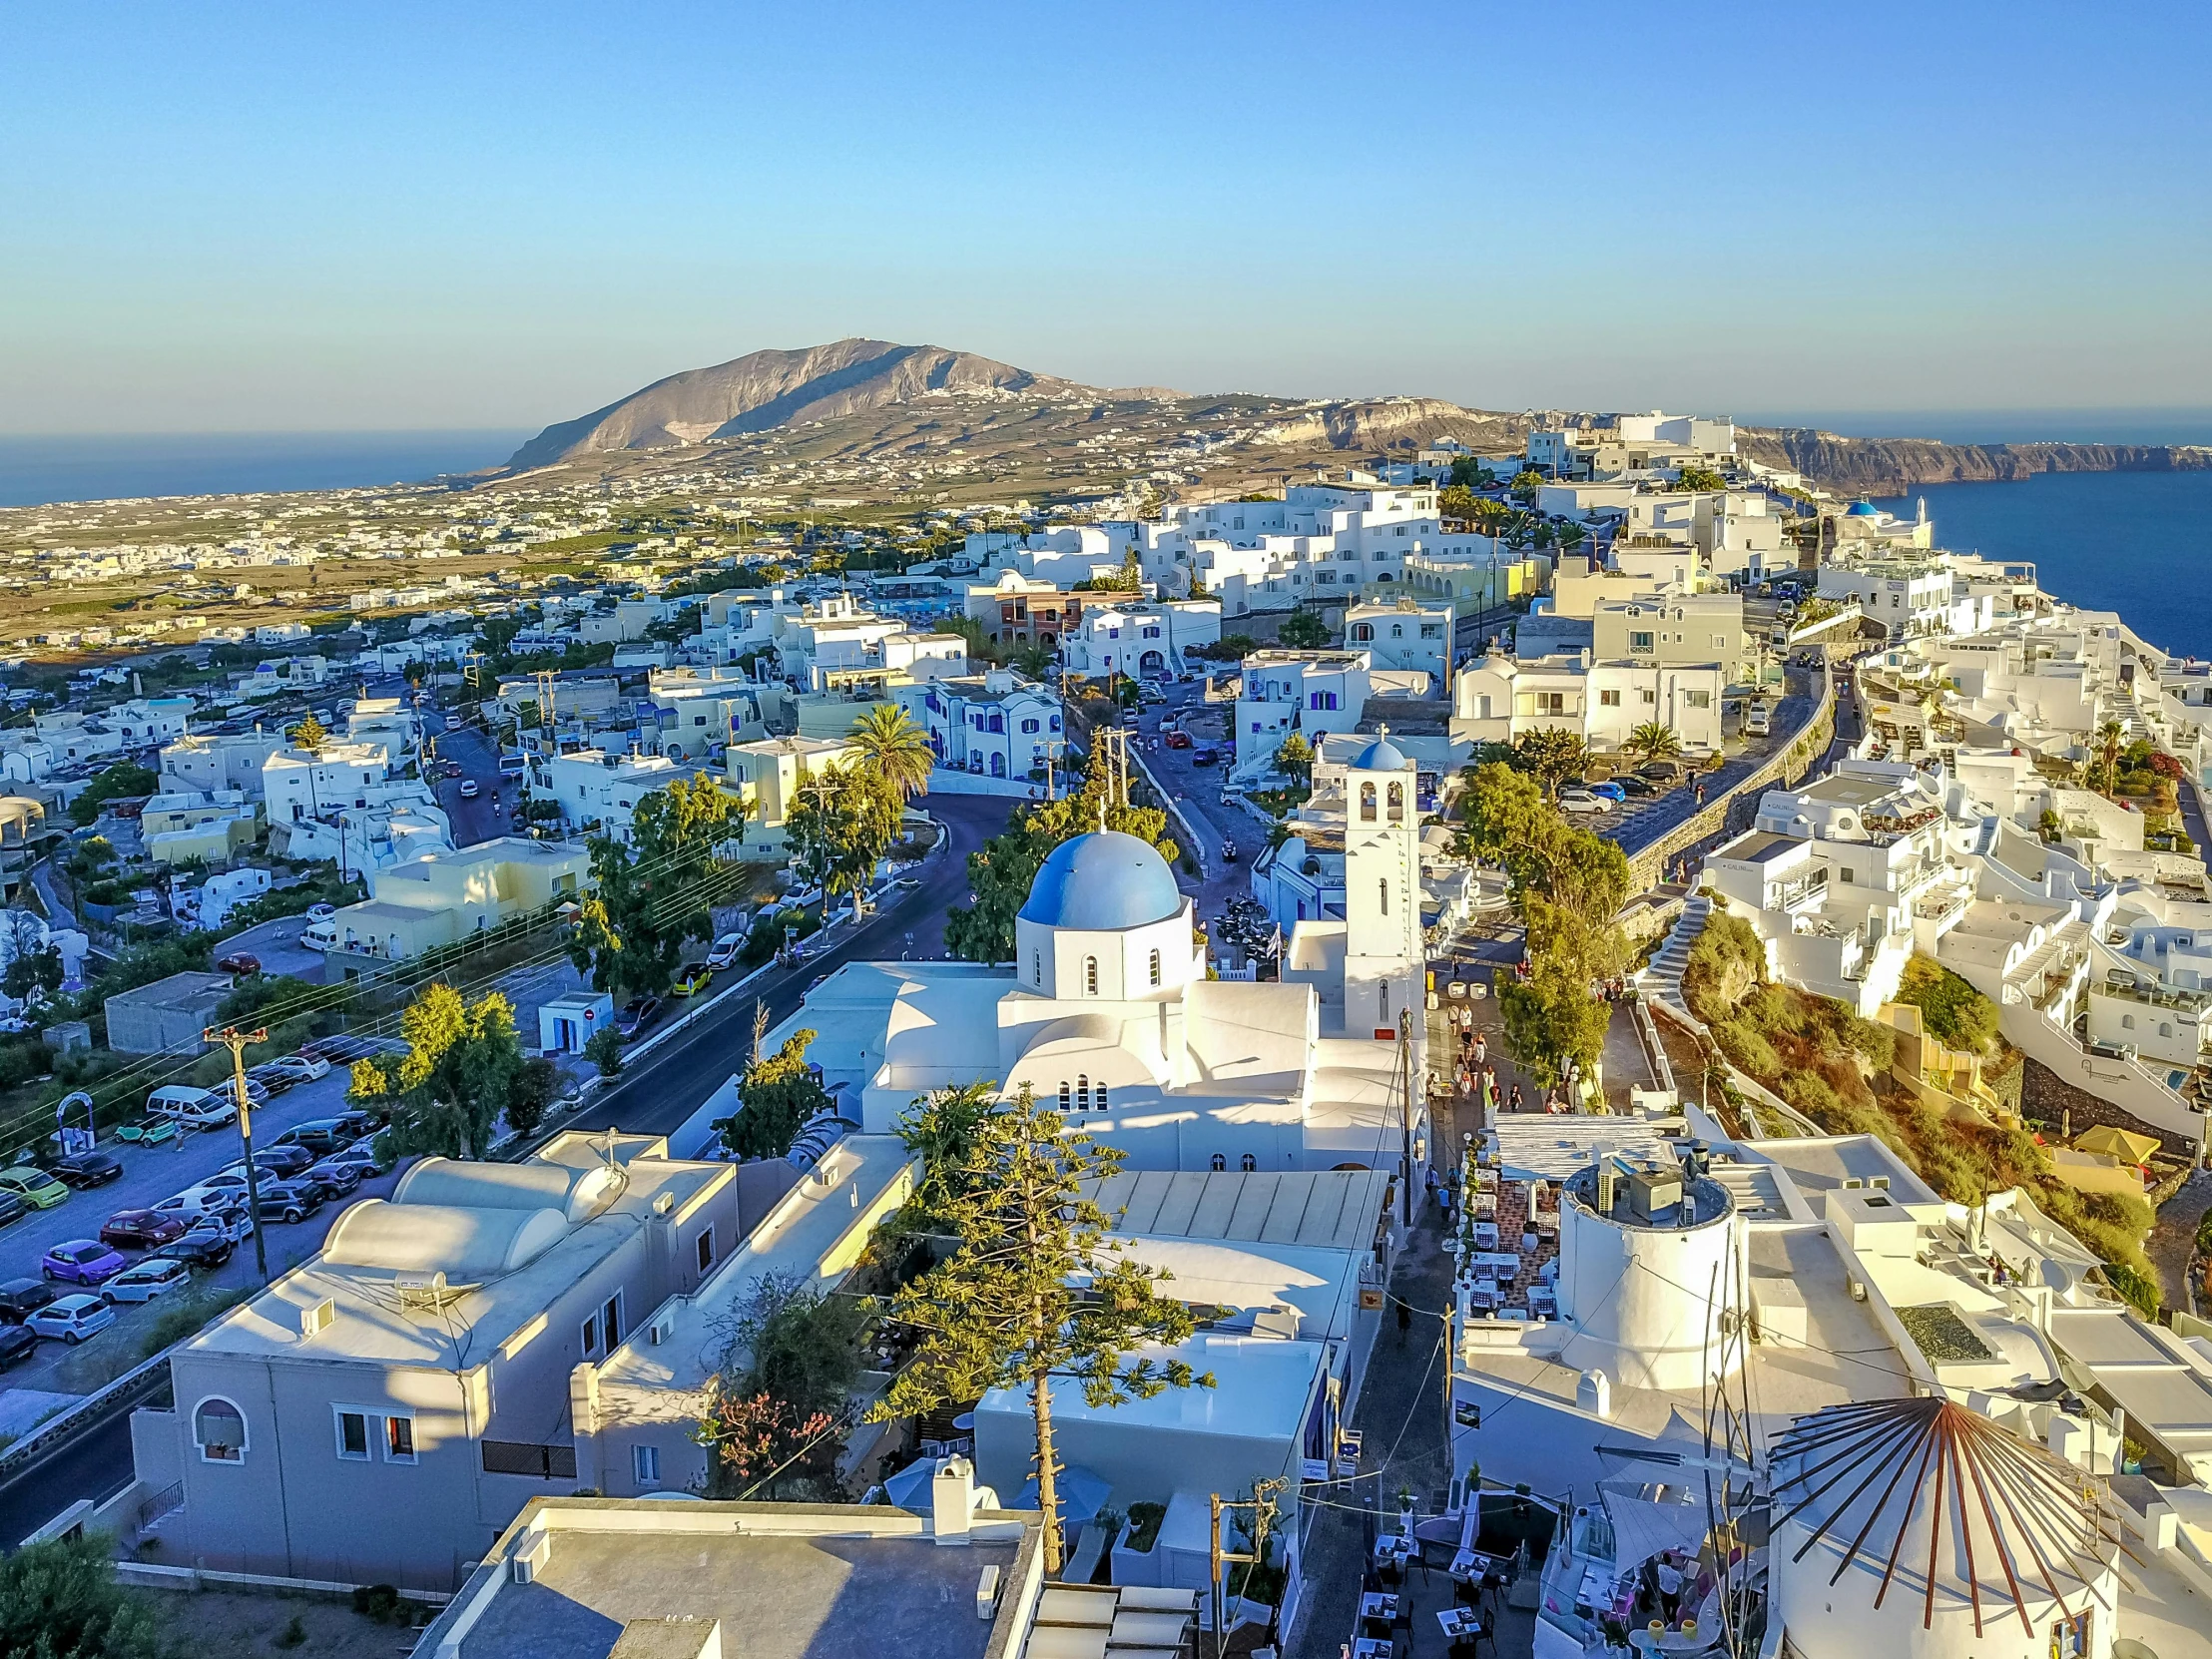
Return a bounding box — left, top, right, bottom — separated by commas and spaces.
0, 1060, 396, 1401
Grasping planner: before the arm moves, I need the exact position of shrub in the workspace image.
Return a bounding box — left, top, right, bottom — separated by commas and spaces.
0, 1533, 160, 1658
2103, 1261, 2162, 1319
584, 1028, 624, 1079
1713, 1021, 1779, 1080
1895, 957, 2000, 1055
351, 1584, 406, 1625
1683, 912, 1764, 1024
1844, 1015, 1898, 1074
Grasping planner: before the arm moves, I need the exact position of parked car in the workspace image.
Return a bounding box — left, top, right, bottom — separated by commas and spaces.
1744, 702, 1772, 738
247, 1062, 298, 1097
617, 997, 661, 1038
272, 1113, 371, 1156
100, 1209, 189, 1251
0, 1278, 57, 1325
323, 1138, 390, 1178
49, 1149, 125, 1189
672, 964, 713, 996
0, 1324, 38, 1369
104, 1258, 191, 1305
0, 1167, 69, 1211
1191, 748, 1218, 767
146, 1088, 238, 1131
215, 951, 263, 975
459, 779, 481, 800
301, 1159, 363, 1199
41, 1240, 127, 1285
1165, 731, 1193, 749
706, 932, 745, 970
183, 1209, 256, 1248
251, 1145, 316, 1179
305, 902, 336, 921
1558, 790, 1613, 815
1587, 782, 1627, 804
27, 1295, 116, 1345
256, 1182, 324, 1224
268, 1053, 332, 1083
1616, 775, 1660, 798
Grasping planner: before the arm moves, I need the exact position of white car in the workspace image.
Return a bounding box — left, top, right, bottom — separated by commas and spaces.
706, 932, 745, 970
458, 779, 481, 800
1558, 790, 1614, 815
104, 1259, 190, 1305
27, 1295, 116, 1344
267, 1053, 332, 1083
147, 1091, 239, 1131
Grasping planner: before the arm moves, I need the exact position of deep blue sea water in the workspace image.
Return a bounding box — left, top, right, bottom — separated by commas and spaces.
0, 431, 532, 509
1873, 470, 2212, 660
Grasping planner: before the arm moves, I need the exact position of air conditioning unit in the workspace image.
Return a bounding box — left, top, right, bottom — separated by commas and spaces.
297, 1298, 335, 1339
649, 1314, 675, 1346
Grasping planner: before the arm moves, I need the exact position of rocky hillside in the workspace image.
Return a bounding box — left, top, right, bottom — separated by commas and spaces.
1739, 427, 2212, 493
508, 338, 1111, 469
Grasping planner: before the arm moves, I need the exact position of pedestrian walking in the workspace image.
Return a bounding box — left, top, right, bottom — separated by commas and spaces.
1508, 1084, 1523, 1113
1395, 1298, 1412, 1346
1473, 1032, 1486, 1067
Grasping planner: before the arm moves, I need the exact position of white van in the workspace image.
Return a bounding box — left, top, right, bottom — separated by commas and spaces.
301, 918, 340, 952
1744, 701, 1772, 738
147, 1087, 238, 1130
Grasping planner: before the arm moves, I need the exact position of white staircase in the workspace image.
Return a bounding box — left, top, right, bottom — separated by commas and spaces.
1638, 892, 1711, 1024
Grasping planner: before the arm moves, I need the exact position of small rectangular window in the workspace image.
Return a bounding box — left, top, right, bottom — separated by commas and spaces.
696, 1228, 716, 1273
384, 1414, 417, 1463
633, 1444, 661, 1487
602, 1293, 623, 1348
335, 1409, 369, 1461
582, 1314, 601, 1357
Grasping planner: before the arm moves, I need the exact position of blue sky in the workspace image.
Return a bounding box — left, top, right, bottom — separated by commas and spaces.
5, 2, 2206, 433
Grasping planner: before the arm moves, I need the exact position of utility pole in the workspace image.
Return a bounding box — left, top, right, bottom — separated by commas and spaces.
1396, 1007, 1415, 1227
204, 1025, 271, 1282
1207, 1478, 1288, 1657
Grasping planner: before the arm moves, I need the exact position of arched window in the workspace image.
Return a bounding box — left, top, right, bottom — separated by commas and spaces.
1381, 982, 1390, 1023
1379, 877, 1389, 915
195, 1397, 247, 1463
1148, 948, 1162, 987
1210, 1153, 1227, 1172
1360, 782, 1377, 823
1084, 956, 1098, 995
1077, 1075, 1090, 1110
1059, 1080, 1070, 1110
1240, 1153, 1257, 1172
1097, 1082, 1109, 1110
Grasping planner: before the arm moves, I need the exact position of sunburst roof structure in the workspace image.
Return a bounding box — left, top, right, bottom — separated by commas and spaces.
1770, 1395, 2118, 1639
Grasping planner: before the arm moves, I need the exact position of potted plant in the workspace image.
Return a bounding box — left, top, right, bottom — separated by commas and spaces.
1110, 1501, 1168, 1589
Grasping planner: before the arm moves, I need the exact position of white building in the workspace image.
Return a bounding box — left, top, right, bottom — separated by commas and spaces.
262, 741, 392, 825
1233, 649, 1429, 778
900, 669, 1066, 785
1450, 650, 1726, 755
1344, 598, 1454, 682
1061, 599, 1222, 681
541, 750, 694, 842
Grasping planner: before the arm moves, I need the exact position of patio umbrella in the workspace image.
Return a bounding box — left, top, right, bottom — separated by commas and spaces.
881, 1457, 942, 1512
2074, 1125, 2159, 1165
1012, 1464, 1114, 1529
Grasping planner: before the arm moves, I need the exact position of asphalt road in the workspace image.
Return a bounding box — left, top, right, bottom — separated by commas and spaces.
420, 702, 510, 847
566, 792, 1019, 1142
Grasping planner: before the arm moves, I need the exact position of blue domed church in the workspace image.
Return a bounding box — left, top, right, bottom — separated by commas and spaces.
776, 741, 1430, 1177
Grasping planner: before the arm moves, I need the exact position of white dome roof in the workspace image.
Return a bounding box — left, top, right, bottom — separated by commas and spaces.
1019, 830, 1183, 932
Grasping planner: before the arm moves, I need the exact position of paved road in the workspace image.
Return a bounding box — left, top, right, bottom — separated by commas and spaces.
421, 704, 509, 847
567, 793, 1019, 1142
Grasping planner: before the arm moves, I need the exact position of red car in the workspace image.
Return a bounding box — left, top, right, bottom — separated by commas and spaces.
1164, 730, 1194, 749
216, 952, 262, 976
99, 1210, 189, 1251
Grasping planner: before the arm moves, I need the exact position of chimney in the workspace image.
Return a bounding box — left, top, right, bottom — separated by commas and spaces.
932, 1455, 977, 1546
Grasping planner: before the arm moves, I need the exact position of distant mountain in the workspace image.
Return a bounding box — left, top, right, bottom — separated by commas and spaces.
507, 338, 1126, 469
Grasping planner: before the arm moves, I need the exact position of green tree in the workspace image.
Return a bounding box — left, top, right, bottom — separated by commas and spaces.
2092, 720, 2125, 796
1508, 728, 1590, 800
1499, 951, 1611, 1090
347, 984, 525, 1158
3, 946, 64, 1001
945, 748, 1181, 962
1446, 456, 1495, 489
1675, 465, 1727, 493
896, 1079, 999, 1229
1626, 722, 1683, 767
1438, 483, 1480, 522
0, 1533, 160, 1659
569, 773, 753, 1000
1276, 608, 1330, 649
846, 703, 935, 803
1273, 731, 1315, 789
716, 1030, 834, 1160
694, 1271, 868, 1499
287, 713, 330, 755
1895, 956, 2001, 1056
68, 762, 159, 827
584, 1027, 624, 1079
787, 764, 905, 922
867, 1088, 1211, 1574
1509, 467, 1546, 501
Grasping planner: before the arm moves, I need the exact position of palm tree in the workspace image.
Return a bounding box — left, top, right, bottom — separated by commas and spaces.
1627, 722, 1683, 767
846, 703, 933, 803
2093, 720, 2125, 796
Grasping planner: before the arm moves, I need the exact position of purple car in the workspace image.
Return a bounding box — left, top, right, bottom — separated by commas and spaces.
41, 1240, 127, 1286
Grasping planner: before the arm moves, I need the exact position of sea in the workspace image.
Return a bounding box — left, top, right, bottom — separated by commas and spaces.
0, 430, 533, 510
1744, 408, 2212, 661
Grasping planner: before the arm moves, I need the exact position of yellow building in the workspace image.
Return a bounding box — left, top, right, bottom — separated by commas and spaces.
324, 836, 587, 965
